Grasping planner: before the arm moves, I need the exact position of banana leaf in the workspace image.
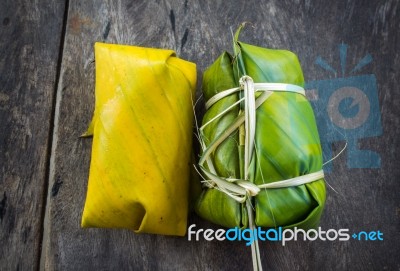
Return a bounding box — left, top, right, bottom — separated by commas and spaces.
195, 25, 326, 230
81, 42, 196, 236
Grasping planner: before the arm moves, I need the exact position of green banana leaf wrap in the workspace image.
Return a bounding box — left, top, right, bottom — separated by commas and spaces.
195, 28, 326, 231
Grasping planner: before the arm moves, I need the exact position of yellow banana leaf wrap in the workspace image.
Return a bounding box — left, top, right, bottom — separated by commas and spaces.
81, 43, 196, 236
195, 28, 326, 230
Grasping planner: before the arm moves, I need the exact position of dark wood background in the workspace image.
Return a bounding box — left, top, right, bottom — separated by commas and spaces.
1, 0, 399, 270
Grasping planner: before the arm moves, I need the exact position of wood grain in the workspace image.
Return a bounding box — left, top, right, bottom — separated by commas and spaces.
0, 0, 67, 270
1, 0, 398, 270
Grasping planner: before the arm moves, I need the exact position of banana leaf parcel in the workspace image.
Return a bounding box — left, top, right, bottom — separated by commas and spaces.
81, 43, 196, 236
196, 26, 326, 245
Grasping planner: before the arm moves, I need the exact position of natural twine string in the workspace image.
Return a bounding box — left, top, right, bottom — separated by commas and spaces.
197, 76, 325, 271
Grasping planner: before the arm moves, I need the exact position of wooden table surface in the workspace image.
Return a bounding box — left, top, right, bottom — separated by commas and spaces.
1, 0, 399, 270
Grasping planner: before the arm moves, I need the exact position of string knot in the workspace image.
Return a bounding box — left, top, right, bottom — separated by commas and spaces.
239, 75, 254, 87
237, 180, 260, 197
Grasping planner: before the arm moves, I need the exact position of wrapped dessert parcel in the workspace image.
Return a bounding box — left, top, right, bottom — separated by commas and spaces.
81, 43, 196, 236
195, 24, 326, 270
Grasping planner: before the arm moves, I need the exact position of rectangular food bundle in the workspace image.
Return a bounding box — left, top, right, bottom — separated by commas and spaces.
81, 43, 196, 236
195, 25, 326, 231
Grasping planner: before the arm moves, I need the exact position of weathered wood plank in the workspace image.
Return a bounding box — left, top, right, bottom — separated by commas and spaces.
0, 0, 66, 270
42, 0, 399, 270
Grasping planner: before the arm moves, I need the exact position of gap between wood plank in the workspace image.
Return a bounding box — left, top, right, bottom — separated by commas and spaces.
38, 0, 70, 270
